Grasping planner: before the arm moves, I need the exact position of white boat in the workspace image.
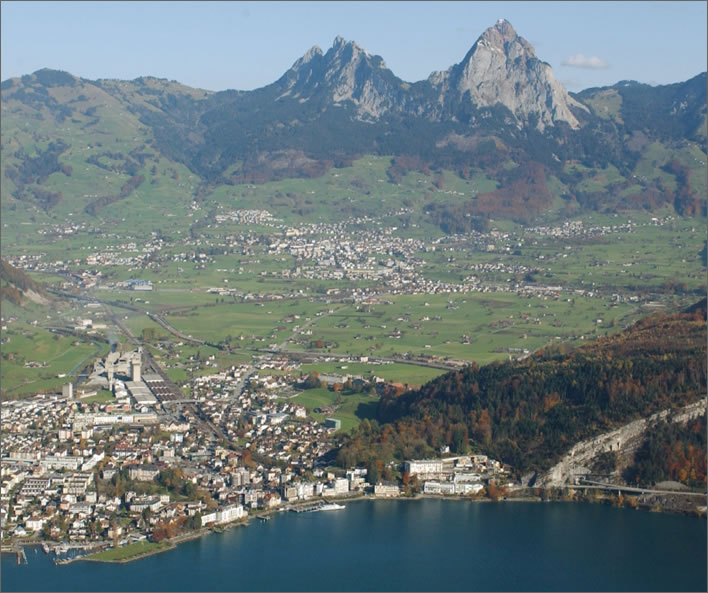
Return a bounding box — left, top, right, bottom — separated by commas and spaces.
319, 503, 345, 511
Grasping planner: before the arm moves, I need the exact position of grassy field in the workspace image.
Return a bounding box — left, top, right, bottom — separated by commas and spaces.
1, 325, 106, 396
298, 362, 445, 386
291, 291, 642, 364
109, 217, 698, 369
84, 540, 172, 563
80, 389, 115, 404
205, 156, 498, 228
145, 297, 331, 347
279, 387, 379, 433
2, 138, 704, 402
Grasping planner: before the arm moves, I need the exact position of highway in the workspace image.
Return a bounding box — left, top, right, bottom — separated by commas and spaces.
577, 478, 707, 498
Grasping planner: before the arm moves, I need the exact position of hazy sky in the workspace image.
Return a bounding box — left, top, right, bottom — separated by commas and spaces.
1, 1, 706, 93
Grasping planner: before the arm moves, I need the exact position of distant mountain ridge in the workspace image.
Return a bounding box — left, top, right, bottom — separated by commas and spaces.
1, 19, 706, 222
271, 20, 587, 130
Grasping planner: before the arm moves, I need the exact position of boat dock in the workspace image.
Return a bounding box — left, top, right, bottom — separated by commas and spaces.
289, 502, 326, 513
17, 548, 27, 565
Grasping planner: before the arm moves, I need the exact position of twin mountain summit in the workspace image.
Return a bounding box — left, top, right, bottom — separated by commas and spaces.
2, 19, 706, 220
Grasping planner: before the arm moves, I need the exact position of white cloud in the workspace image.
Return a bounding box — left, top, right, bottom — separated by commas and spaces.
561, 54, 610, 70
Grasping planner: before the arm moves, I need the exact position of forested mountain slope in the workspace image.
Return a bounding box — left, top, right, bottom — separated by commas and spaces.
336, 300, 707, 476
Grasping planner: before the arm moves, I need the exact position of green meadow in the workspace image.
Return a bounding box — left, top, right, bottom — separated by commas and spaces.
85, 541, 172, 563
297, 362, 446, 387
293, 292, 641, 365
1, 325, 106, 396
279, 387, 379, 433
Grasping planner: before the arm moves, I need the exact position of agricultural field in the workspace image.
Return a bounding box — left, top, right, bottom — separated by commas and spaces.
289, 292, 642, 364
1, 324, 106, 397
2, 148, 705, 403
114, 286, 643, 366
298, 362, 446, 387
77, 206, 703, 381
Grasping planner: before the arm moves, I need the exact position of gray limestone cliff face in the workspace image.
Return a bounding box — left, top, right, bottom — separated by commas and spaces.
537, 399, 707, 487
277, 37, 407, 119
430, 19, 588, 130
277, 21, 588, 129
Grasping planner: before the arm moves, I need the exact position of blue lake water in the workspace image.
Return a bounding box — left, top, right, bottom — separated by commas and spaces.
2, 499, 706, 592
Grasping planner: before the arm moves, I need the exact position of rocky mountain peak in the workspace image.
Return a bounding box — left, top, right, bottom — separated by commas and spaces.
301, 45, 324, 64
431, 19, 587, 130
475, 18, 534, 58
278, 21, 587, 129
325, 36, 372, 63
276, 35, 398, 118
484, 18, 519, 44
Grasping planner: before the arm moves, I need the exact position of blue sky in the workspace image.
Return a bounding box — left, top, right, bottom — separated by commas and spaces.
1, 1, 706, 92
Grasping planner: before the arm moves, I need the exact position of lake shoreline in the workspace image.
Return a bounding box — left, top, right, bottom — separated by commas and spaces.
3, 498, 705, 593
67, 490, 708, 565
4, 489, 704, 566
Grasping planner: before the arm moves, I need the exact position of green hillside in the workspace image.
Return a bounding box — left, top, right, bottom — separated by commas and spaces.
1, 69, 706, 260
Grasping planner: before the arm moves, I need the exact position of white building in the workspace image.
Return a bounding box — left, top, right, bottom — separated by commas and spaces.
405, 459, 444, 479
374, 484, 400, 497
423, 481, 456, 495
41, 455, 83, 471
202, 504, 245, 525
333, 478, 349, 495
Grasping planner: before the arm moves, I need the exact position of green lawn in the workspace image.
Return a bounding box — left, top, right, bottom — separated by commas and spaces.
80, 389, 115, 404
84, 540, 172, 562
280, 387, 379, 433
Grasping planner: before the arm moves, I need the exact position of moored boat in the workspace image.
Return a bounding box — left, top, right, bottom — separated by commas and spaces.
319, 503, 345, 511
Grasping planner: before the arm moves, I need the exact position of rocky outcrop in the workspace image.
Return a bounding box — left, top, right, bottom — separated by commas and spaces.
538, 399, 707, 487
429, 19, 588, 130
276, 36, 407, 119
276, 20, 587, 129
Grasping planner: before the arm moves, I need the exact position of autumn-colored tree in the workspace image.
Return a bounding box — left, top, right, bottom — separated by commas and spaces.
486, 482, 502, 501
473, 409, 492, 447
241, 449, 255, 469
302, 372, 321, 389
451, 424, 469, 454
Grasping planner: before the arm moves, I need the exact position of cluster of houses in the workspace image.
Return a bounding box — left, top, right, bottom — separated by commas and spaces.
214, 209, 277, 226
1, 351, 516, 549
405, 456, 511, 496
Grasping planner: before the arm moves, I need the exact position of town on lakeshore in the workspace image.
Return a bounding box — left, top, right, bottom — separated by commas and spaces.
1, 337, 513, 564
2, 208, 705, 566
